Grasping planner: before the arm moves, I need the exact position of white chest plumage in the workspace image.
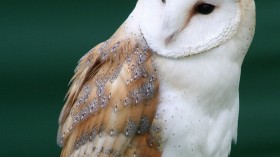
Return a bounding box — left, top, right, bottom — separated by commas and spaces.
153, 45, 241, 157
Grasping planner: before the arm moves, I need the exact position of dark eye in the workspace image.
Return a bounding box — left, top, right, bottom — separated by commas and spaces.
195, 3, 215, 15
162, 0, 166, 3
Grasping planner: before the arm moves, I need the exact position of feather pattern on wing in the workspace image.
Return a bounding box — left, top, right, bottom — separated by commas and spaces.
57, 30, 161, 157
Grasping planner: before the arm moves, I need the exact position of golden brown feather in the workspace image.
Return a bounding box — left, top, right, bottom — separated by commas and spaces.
57, 30, 161, 157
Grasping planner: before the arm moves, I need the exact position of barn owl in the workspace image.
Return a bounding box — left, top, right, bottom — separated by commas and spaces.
57, 0, 256, 157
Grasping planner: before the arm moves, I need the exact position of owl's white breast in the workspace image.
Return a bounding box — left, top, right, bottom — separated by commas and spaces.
152, 40, 242, 157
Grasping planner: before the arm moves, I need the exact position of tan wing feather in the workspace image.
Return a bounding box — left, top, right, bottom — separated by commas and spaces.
57, 32, 161, 157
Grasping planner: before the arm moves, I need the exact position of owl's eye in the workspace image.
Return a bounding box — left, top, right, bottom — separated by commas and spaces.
195, 3, 215, 15
162, 0, 166, 3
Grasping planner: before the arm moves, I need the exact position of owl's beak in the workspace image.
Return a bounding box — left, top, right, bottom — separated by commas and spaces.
161, 1, 194, 45
164, 31, 177, 45
163, 16, 194, 46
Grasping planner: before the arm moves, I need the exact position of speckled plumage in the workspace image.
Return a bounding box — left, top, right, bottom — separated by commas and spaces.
58, 28, 162, 157
58, 0, 255, 156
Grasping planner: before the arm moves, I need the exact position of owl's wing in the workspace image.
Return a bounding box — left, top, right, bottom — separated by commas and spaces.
57, 34, 161, 157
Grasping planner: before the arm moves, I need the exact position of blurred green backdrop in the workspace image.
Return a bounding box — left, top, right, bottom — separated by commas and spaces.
0, 0, 279, 156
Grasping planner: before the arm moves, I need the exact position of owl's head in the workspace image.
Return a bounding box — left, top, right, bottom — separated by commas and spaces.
135, 0, 255, 58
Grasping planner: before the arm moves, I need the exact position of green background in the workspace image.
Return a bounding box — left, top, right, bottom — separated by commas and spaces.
0, 0, 279, 156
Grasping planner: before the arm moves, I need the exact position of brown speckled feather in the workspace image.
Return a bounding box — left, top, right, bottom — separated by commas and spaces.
57, 30, 161, 157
